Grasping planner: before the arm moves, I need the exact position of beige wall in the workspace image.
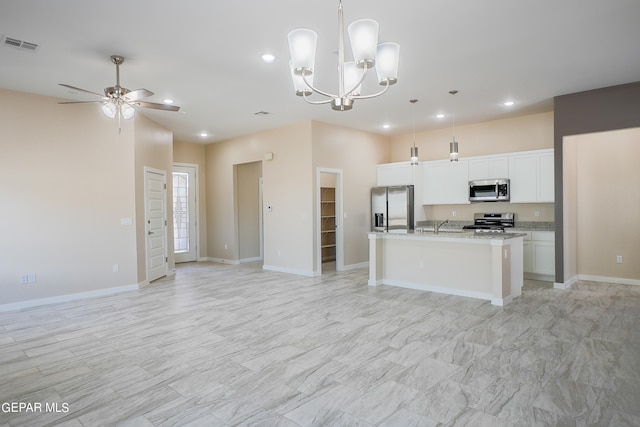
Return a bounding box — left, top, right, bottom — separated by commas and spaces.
173, 141, 208, 259
311, 121, 391, 270
391, 112, 554, 162
390, 112, 555, 222
134, 114, 175, 283
0, 89, 138, 306
205, 122, 314, 274
565, 128, 640, 281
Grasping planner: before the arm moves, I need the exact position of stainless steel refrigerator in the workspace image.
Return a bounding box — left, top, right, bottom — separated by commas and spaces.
371, 185, 414, 233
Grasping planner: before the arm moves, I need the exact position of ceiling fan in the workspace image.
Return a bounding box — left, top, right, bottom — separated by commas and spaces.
59, 55, 180, 131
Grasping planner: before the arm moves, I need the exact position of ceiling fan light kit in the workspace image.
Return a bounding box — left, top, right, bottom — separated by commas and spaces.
58, 54, 180, 131
287, 0, 399, 111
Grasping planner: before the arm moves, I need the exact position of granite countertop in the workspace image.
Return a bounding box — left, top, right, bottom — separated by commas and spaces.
369, 230, 527, 240
416, 220, 555, 232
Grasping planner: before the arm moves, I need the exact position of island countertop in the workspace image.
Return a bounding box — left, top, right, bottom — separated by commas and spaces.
368, 230, 527, 241
368, 231, 524, 306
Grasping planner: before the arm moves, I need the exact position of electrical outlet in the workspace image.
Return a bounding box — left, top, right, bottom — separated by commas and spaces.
113, 264, 119, 273
616, 255, 623, 264
534, 211, 540, 217
452, 211, 457, 217
224, 244, 228, 250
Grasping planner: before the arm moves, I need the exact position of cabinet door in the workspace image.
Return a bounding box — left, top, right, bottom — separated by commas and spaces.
377, 163, 413, 186
523, 241, 533, 273
509, 154, 538, 203
532, 241, 555, 276
537, 152, 555, 202
422, 160, 469, 205
469, 157, 508, 181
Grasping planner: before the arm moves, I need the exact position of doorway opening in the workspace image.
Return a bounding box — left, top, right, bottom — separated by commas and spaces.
235, 161, 263, 264
172, 164, 199, 263
317, 168, 343, 274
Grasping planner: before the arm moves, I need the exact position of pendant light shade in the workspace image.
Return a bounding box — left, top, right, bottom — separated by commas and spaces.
449, 90, 459, 162
450, 140, 459, 162
410, 99, 419, 165
411, 146, 419, 165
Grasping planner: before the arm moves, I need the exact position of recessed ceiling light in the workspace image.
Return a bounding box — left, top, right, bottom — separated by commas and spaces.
261, 53, 275, 63
382, 124, 390, 129
503, 100, 516, 107
163, 99, 174, 105
436, 113, 446, 119
200, 132, 208, 137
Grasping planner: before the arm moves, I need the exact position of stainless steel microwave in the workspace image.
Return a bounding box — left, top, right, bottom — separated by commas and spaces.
469, 179, 510, 202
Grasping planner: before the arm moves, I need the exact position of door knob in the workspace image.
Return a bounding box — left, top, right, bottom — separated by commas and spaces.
148, 231, 154, 235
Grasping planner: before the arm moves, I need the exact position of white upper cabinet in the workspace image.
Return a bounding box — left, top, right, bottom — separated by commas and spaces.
508, 149, 554, 203
384, 149, 554, 206
376, 162, 413, 186
537, 151, 555, 202
468, 156, 509, 181
422, 160, 470, 205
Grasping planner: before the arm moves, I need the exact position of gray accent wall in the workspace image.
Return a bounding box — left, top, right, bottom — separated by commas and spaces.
554, 82, 640, 283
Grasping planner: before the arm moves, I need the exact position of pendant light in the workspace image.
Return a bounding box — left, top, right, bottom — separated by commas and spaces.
449, 90, 459, 162
410, 99, 419, 165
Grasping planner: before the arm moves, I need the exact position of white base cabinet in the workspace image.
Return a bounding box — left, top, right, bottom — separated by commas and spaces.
521, 230, 555, 280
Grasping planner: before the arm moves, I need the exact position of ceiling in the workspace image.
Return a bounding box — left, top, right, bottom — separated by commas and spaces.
1, 0, 639, 144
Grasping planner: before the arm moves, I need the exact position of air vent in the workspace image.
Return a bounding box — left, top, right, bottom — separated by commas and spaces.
2, 36, 39, 52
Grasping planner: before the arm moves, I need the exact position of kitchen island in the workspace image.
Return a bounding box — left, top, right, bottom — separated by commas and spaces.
368, 231, 524, 306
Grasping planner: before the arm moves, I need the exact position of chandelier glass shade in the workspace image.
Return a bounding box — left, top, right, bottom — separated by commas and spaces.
287, 0, 399, 111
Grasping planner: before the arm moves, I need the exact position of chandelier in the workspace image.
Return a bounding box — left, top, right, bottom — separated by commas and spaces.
287, 0, 400, 111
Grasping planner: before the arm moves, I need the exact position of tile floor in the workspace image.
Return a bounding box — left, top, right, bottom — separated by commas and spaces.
0, 262, 639, 426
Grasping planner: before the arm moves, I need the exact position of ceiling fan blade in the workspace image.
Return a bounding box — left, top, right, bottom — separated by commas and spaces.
123, 88, 154, 102
58, 100, 103, 104
59, 84, 108, 99
132, 101, 180, 111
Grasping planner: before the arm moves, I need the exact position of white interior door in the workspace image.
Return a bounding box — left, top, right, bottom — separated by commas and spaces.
145, 168, 167, 282
173, 164, 198, 263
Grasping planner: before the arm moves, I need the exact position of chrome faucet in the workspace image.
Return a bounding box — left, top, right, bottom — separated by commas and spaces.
435, 219, 449, 234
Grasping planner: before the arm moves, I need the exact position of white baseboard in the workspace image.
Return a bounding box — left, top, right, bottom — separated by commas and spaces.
578, 274, 640, 287
240, 257, 263, 264
379, 279, 494, 303
262, 264, 315, 277
555, 275, 578, 289
0, 284, 139, 313
206, 257, 240, 265
340, 261, 369, 271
